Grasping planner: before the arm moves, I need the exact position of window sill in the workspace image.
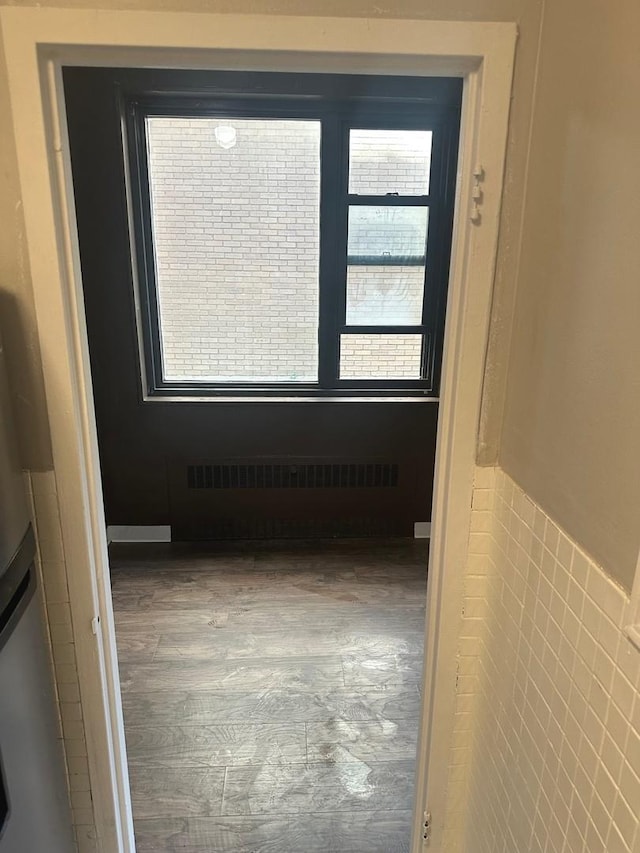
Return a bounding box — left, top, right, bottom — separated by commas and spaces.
142, 393, 440, 404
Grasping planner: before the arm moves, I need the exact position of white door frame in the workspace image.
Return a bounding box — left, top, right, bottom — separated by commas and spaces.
0, 10, 516, 852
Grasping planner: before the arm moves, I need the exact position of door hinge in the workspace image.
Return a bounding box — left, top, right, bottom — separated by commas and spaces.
470, 163, 485, 224
91, 615, 100, 635
422, 810, 432, 846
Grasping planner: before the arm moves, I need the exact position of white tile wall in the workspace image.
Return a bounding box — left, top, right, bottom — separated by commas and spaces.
449, 467, 640, 853
25, 471, 97, 852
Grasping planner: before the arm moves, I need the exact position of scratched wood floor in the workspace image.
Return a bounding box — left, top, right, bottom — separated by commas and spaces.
110, 539, 428, 853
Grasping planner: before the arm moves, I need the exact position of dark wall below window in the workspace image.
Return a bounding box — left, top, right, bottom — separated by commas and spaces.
98, 399, 438, 537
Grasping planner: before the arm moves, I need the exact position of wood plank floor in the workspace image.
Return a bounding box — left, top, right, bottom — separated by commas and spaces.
110, 539, 428, 853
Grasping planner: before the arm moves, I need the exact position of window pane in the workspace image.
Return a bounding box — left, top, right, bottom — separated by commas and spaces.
340, 334, 423, 379
348, 129, 432, 195
347, 206, 429, 263
346, 266, 424, 325
146, 117, 321, 382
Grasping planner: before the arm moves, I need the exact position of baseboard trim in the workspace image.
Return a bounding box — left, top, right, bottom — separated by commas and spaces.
106, 525, 171, 543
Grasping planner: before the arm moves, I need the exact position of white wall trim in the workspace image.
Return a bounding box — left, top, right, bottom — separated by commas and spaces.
106, 526, 171, 544
0, 10, 516, 852
414, 522, 432, 539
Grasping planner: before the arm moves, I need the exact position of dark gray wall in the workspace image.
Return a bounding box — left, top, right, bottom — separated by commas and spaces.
65, 67, 438, 536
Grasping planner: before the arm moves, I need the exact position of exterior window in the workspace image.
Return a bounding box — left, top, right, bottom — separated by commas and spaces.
126, 74, 461, 397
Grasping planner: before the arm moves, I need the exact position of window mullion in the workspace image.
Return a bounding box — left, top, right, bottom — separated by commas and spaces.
317, 115, 345, 388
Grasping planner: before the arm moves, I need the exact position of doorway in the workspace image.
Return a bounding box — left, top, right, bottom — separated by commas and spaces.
65, 65, 458, 851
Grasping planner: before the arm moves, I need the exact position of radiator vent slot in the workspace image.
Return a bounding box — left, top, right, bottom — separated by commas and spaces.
187, 462, 399, 490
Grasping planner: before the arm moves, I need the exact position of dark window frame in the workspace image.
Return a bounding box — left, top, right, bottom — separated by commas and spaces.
123, 72, 461, 399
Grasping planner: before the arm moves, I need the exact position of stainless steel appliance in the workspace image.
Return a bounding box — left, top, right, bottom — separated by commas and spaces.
0, 337, 74, 852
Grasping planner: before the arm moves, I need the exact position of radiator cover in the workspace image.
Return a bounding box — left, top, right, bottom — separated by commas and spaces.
186, 461, 399, 490
168, 457, 420, 541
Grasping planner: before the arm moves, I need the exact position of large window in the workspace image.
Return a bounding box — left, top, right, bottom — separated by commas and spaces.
125, 73, 461, 397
